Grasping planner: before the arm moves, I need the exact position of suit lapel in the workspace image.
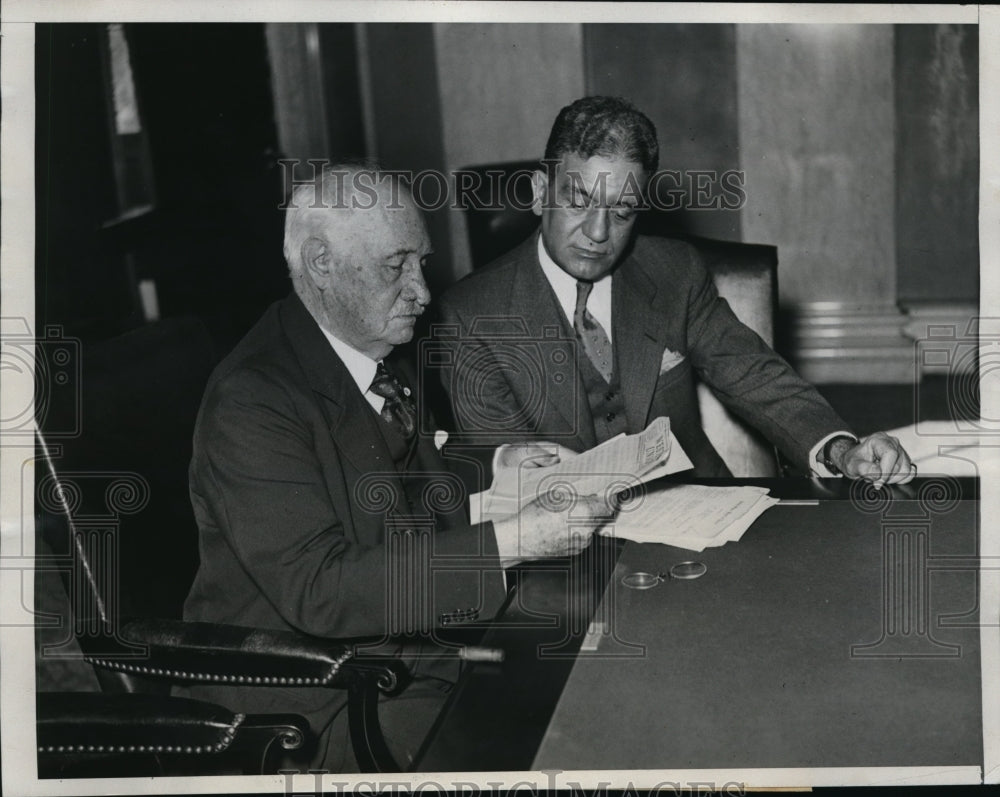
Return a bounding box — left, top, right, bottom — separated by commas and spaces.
614, 253, 672, 433
279, 295, 402, 483
507, 236, 596, 450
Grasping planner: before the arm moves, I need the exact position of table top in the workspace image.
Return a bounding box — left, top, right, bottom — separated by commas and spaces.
415, 477, 982, 773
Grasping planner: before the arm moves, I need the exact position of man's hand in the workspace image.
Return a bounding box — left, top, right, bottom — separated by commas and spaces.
494, 442, 579, 471
831, 431, 916, 489
492, 492, 615, 568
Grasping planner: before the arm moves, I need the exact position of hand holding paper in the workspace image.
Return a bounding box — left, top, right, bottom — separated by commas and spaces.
490, 416, 691, 507
473, 417, 777, 554
491, 491, 615, 567
493, 442, 579, 472
474, 417, 693, 524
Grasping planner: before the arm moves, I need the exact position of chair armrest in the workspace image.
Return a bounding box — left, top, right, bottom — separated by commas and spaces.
84, 619, 409, 694
36, 691, 306, 755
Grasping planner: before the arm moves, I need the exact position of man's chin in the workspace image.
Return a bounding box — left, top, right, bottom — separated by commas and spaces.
564, 258, 615, 281
388, 319, 418, 344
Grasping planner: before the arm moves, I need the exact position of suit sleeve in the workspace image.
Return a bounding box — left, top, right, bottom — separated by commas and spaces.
680, 247, 852, 471
191, 367, 507, 639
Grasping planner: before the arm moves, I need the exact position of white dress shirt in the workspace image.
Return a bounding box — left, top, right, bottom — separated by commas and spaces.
318, 326, 384, 414
537, 236, 613, 341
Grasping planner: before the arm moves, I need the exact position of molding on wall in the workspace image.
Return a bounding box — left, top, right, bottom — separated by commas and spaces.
787, 302, 915, 384
786, 301, 979, 384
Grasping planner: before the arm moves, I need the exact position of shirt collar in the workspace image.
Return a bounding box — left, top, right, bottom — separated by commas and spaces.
318, 325, 380, 398
537, 235, 580, 308
536, 234, 614, 330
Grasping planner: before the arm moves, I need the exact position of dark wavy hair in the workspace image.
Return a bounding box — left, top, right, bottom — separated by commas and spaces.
543, 96, 659, 175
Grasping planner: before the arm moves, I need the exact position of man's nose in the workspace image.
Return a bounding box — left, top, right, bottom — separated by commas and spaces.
582, 207, 610, 243
406, 268, 431, 307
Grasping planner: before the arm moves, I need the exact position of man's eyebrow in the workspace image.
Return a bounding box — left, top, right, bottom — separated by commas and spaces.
568, 182, 637, 208
383, 247, 434, 259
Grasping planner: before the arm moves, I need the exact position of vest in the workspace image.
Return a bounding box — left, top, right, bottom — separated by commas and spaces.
575, 343, 629, 445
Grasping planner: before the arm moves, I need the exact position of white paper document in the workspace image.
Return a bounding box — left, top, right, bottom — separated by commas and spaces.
469, 417, 777, 551
471, 416, 693, 524
602, 483, 779, 552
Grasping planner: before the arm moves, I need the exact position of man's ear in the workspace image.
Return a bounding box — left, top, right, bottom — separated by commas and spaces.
531, 169, 548, 218
301, 236, 331, 287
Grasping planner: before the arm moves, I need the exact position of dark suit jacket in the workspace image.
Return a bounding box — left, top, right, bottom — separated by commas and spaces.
434, 233, 849, 477
182, 293, 506, 769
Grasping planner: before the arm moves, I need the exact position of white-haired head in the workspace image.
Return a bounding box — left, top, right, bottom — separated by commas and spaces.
282, 163, 432, 360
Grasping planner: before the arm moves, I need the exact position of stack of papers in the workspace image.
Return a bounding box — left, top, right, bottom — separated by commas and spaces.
602, 483, 779, 552
470, 416, 779, 552
471, 416, 693, 523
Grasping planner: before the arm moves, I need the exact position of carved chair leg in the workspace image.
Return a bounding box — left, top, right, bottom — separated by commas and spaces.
347, 676, 399, 773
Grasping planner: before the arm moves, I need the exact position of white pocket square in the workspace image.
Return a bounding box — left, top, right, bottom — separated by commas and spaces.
434, 429, 450, 451
659, 348, 686, 375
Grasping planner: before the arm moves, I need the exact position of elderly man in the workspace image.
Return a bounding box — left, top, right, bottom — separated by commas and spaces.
437, 96, 914, 486
182, 164, 605, 771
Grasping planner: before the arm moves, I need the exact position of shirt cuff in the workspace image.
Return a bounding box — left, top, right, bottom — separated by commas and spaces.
491, 443, 517, 482
810, 431, 858, 478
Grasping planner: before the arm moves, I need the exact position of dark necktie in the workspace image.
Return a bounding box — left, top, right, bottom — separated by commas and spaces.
573, 280, 614, 382
369, 361, 417, 440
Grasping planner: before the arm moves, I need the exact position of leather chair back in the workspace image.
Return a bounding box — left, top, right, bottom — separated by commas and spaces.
458, 160, 779, 477
37, 317, 218, 690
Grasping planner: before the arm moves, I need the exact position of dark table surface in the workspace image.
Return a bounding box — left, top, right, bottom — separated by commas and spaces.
415, 477, 982, 774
